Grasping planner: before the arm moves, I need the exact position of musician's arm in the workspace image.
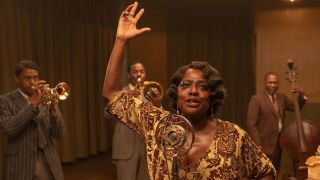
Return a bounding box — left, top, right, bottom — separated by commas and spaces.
285, 92, 308, 111
246, 96, 262, 145
286, 82, 308, 111
298, 92, 308, 108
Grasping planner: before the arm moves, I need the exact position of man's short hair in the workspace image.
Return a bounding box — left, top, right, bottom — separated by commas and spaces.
127, 62, 144, 73
14, 60, 39, 77
264, 72, 278, 81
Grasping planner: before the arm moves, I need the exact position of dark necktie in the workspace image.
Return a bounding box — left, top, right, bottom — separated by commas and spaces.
271, 95, 283, 131
271, 95, 276, 104
37, 124, 47, 149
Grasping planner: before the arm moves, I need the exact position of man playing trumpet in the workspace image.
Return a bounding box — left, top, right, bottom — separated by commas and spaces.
0, 60, 65, 180
107, 61, 162, 180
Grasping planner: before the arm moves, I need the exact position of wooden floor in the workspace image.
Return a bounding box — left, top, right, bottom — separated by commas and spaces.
63, 152, 117, 180
62, 151, 290, 180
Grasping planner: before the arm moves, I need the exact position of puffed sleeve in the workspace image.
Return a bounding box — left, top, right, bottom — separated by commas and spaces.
105, 89, 170, 139
240, 130, 276, 178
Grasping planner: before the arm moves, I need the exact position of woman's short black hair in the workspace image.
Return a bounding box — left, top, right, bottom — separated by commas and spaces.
166, 61, 226, 116
14, 60, 39, 77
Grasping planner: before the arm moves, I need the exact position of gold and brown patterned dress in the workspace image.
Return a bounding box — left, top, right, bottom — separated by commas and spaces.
106, 90, 276, 180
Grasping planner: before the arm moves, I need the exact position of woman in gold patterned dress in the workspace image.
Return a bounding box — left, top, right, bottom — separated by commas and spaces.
102, 2, 276, 179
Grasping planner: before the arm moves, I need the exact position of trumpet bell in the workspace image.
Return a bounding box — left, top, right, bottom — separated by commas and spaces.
53, 82, 70, 101
143, 81, 163, 97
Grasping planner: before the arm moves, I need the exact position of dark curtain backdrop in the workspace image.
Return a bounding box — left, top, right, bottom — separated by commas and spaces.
167, 3, 255, 127
0, 0, 120, 172
0, 0, 256, 178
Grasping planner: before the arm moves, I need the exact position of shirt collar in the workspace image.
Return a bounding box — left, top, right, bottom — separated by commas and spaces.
128, 83, 135, 91
18, 88, 29, 101
264, 90, 277, 98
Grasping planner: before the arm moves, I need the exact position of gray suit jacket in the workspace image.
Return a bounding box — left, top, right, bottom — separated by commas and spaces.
246, 92, 306, 155
107, 86, 145, 160
0, 89, 65, 180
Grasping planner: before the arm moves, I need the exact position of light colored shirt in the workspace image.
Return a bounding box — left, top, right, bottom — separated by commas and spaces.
128, 83, 135, 91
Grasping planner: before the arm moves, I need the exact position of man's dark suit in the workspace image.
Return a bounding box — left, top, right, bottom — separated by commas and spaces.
246, 91, 306, 172
0, 89, 65, 180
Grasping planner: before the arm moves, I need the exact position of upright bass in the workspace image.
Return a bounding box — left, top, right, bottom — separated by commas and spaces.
279, 59, 320, 179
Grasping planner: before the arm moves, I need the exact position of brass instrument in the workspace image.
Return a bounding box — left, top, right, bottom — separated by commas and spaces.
136, 78, 163, 98
35, 82, 70, 105
143, 81, 163, 98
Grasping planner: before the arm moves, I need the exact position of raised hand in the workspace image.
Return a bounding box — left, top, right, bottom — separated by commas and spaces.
116, 2, 151, 41
290, 83, 303, 93
102, 2, 150, 99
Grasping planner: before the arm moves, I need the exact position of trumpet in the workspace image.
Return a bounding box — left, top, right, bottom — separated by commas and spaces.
143, 81, 163, 98
136, 78, 163, 98
34, 82, 71, 105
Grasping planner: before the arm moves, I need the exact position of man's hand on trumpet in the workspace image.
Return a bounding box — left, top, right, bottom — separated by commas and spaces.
145, 87, 163, 108
28, 80, 50, 107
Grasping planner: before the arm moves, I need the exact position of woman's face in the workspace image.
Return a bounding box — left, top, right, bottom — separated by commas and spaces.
177, 68, 211, 120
